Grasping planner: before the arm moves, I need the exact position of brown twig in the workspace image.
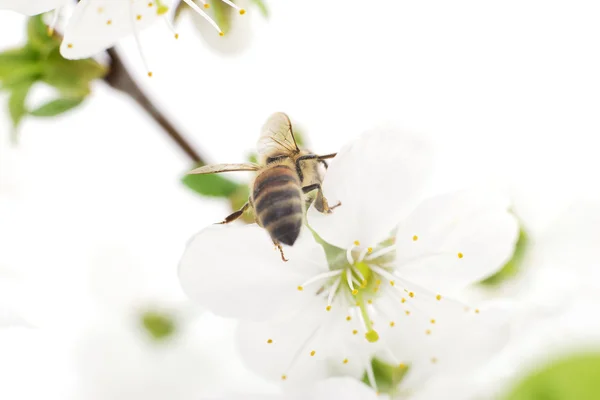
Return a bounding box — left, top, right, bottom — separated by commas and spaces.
103, 48, 205, 165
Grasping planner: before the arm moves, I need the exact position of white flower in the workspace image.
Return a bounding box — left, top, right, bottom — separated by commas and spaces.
179, 128, 519, 393
0, 0, 66, 15
0, 0, 246, 72
60, 0, 245, 65
223, 377, 380, 400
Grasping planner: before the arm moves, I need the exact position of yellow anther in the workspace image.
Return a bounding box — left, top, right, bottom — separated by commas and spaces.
174, 33, 179, 39
346, 316, 352, 321
219, 31, 224, 36
367, 247, 373, 254
343, 358, 349, 364
204, 3, 210, 8
475, 309, 480, 314
365, 330, 379, 343
431, 358, 437, 364
353, 240, 360, 246
426, 329, 431, 335
67, 43, 73, 48
430, 319, 436, 324
405, 311, 410, 316
401, 297, 406, 303
389, 321, 395, 327
367, 299, 373, 304
375, 279, 382, 286
136, 14, 142, 20
147, 72, 153, 77
352, 289, 358, 295
412, 235, 418, 241
458, 252, 464, 259
106, 19, 112, 25
281, 374, 287, 380
47, 27, 54, 36
297, 286, 303, 291
399, 363, 407, 369
355, 301, 360, 307
326, 305, 332, 311
239, 9, 246, 14
97, 7, 104, 13
267, 339, 273, 344
390, 280, 395, 286
352, 329, 358, 335
310, 350, 316, 356
408, 291, 415, 298
373, 287, 379, 293
436, 294, 442, 301
148, 2, 153, 7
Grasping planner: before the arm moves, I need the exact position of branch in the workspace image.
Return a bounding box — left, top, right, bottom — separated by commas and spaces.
103, 48, 205, 165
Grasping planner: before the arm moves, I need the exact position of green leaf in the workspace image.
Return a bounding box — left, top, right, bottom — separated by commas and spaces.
41, 52, 107, 97
8, 82, 32, 128
30, 97, 84, 117
480, 227, 528, 286
182, 167, 242, 197
27, 15, 57, 53
505, 353, 600, 400
0, 46, 42, 82
361, 358, 409, 394
140, 311, 176, 341
250, 0, 269, 18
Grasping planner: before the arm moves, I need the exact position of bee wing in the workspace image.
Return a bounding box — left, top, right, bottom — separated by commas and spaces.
187, 163, 260, 175
257, 112, 300, 160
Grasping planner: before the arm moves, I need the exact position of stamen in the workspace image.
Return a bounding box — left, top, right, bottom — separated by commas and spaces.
327, 276, 342, 307
350, 265, 366, 283
370, 265, 397, 284
366, 244, 395, 260
458, 252, 464, 259
182, 0, 223, 35
163, 16, 180, 39
128, 0, 153, 77
298, 269, 342, 289
47, 8, 60, 36
356, 292, 379, 343
364, 356, 378, 392
346, 270, 356, 293
357, 246, 371, 262
219, 0, 246, 14
346, 245, 356, 265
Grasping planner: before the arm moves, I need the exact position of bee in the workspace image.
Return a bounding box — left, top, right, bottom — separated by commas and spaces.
188, 112, 340, 261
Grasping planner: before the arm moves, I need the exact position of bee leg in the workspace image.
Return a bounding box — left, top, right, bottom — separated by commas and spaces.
218, 201, 251, 224
273, 241, 289, 262
302, 183, 341, 214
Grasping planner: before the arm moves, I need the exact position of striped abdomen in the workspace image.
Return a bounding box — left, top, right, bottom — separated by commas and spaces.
253, 165, 303, 246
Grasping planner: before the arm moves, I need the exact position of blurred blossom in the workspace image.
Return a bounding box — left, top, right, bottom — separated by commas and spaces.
0, 0, 66, 16
74, 244, 275, 400
179, 128, 519, 394
417, 199, 600, 399
222, 377, 379, 400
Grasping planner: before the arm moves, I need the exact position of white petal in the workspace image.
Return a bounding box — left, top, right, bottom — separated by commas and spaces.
0, 0, 65, 15
60, 0, 162, 60
178, 224, 329, 321
307, 128, 433, 249
221, 378, 378, 400
375, 281, 509, 391
236, 296, 369, 384
394, 189, 519, 294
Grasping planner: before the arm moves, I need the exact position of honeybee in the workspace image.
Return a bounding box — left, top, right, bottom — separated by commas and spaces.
188, 112, 340, 261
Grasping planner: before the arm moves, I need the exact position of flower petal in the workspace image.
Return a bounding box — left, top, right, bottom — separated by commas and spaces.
236, 296, 368, 384
0, 0, 65, 15
394, 189, 519, 294
178, 224, 328, 321
60, 0, 162, 60
375, 281, 509, 391
307, 128, 433, 249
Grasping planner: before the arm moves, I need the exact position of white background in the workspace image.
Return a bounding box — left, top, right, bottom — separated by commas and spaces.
1, 1, 600, 399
